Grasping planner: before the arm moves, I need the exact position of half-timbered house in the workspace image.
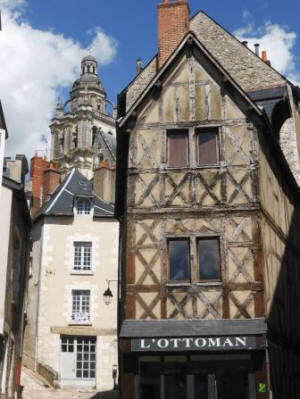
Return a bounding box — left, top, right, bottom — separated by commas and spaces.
116, 1, 300, 398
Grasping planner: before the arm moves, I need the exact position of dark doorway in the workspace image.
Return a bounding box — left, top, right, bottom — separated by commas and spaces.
217, 369, 249, 399
138, 355, 256, 399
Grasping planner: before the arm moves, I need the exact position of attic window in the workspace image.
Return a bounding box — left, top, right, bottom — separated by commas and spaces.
76, 198, 91, 215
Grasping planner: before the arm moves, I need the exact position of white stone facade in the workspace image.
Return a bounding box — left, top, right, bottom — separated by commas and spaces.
23, 214, 119, 393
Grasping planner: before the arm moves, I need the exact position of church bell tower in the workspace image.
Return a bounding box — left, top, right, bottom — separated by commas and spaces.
50, 56, 116, 179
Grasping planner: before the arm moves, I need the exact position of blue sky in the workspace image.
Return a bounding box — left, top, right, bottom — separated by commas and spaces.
22, 0, 300, 103
1, 0, 299, 159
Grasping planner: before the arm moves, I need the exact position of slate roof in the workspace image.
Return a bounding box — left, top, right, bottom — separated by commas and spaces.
123, 11, 291, 114
36, 168, 114, 220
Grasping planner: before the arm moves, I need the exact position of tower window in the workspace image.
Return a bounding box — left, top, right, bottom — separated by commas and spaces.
76, 198, 91, 215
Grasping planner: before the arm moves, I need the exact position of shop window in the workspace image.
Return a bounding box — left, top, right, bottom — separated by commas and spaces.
167, 130, 189, 168
197, 237, 220, 281
168, 238, 190, 282
197, 128, 218, 166
73, 242, 92, 272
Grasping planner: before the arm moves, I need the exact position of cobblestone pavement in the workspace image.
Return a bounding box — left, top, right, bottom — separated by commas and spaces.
21, 367, 118, 399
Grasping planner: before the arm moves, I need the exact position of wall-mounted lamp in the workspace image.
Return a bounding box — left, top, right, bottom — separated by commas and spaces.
112, 364, 118, 390
103, 279, 117, 305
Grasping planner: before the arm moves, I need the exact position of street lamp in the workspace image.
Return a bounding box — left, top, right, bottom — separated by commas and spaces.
103, 280, 117, 305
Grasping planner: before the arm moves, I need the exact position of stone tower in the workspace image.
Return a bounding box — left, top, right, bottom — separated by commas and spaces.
50, 56, 116, 179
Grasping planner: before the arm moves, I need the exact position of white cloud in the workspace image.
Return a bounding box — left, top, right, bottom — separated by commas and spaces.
234, 14, 299, 84
0, 0, 118, 162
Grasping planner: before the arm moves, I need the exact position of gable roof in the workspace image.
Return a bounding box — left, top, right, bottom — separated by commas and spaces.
118, 31, 264, 128
35, 168, 114, 220
122, 11, 291, 114
190, 11, 288, 92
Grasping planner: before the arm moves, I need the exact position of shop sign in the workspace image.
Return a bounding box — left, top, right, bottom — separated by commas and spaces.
131, 336, 257, 352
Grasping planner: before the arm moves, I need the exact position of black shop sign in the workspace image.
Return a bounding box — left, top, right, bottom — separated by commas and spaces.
131, 336, 257, 352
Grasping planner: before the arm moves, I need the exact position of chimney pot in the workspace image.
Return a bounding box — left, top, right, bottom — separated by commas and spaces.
254, 43, 260, 56
136, 58, 142, 75
261, 50, 268, 61
261, 50, 271, 66
242, 41, 248, 47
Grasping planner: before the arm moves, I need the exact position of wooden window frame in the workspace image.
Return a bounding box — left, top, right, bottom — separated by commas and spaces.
196, 127, 219, 167
167, 129, 189, 168
196, 236, 221, 283
167, 237, 191, 284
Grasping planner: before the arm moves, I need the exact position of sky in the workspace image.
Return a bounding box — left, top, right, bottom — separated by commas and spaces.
1, 0, 300, 162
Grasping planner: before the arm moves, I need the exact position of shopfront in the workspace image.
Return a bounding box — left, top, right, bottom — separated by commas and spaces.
119, 319, 268, 399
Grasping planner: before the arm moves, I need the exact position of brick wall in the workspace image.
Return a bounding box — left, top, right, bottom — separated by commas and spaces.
158, 0, 190, 68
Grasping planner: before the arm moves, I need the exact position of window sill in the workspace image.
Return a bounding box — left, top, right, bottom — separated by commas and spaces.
68, 322, 92, 326
194, 281, 222, 287
166, 282, 222, 288
70, 271, 94, 276
166, 283, 191, 288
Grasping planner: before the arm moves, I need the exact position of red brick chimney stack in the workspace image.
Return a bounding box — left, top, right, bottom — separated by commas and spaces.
31, 155, 60, 214
261, 50, 271, 66
42, 165, 61, 203
157, 0, 190, 69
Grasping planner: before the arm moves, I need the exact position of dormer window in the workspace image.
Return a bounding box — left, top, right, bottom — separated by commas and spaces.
76, 198, 91, 215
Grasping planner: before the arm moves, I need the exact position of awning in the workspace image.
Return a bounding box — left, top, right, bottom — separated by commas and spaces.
120, 318, 267, 338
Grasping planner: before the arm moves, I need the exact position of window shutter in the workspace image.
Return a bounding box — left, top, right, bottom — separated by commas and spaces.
198, 130, 217, 165
168, 130, 188, 167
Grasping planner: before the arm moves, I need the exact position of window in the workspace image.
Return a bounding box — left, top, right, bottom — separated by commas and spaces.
60, 336, 96, 380
61, 336, 74, 352
76, 198, 91, 215
73, 242, 92, 271
168, 237, 220, 283
197, 129, 218, 166
167, 130, 188, 167
71, 290, 90, 323
168, 238, 190, 282
198, 238, 220, 281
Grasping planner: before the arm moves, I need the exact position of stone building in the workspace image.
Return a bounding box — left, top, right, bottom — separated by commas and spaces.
0, 156, 31, 399
116, 1, 300, 398
22, 56, 119, 399
22, 168, 119, 399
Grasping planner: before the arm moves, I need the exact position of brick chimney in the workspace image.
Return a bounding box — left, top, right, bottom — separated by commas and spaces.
31, 155, 59, 213
261, 50, 271, 66
93, 161, 116, 204
158, 0, 190, 69
42, 165, 61, 203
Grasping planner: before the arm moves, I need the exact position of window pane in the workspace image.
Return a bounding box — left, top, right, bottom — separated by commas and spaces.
169, 239, 189, 281
198, 130, 217, 165
77, 198, 91, 215
73, 242, 92, 271
198, 238, 220, 280
168, 130, 188, 167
